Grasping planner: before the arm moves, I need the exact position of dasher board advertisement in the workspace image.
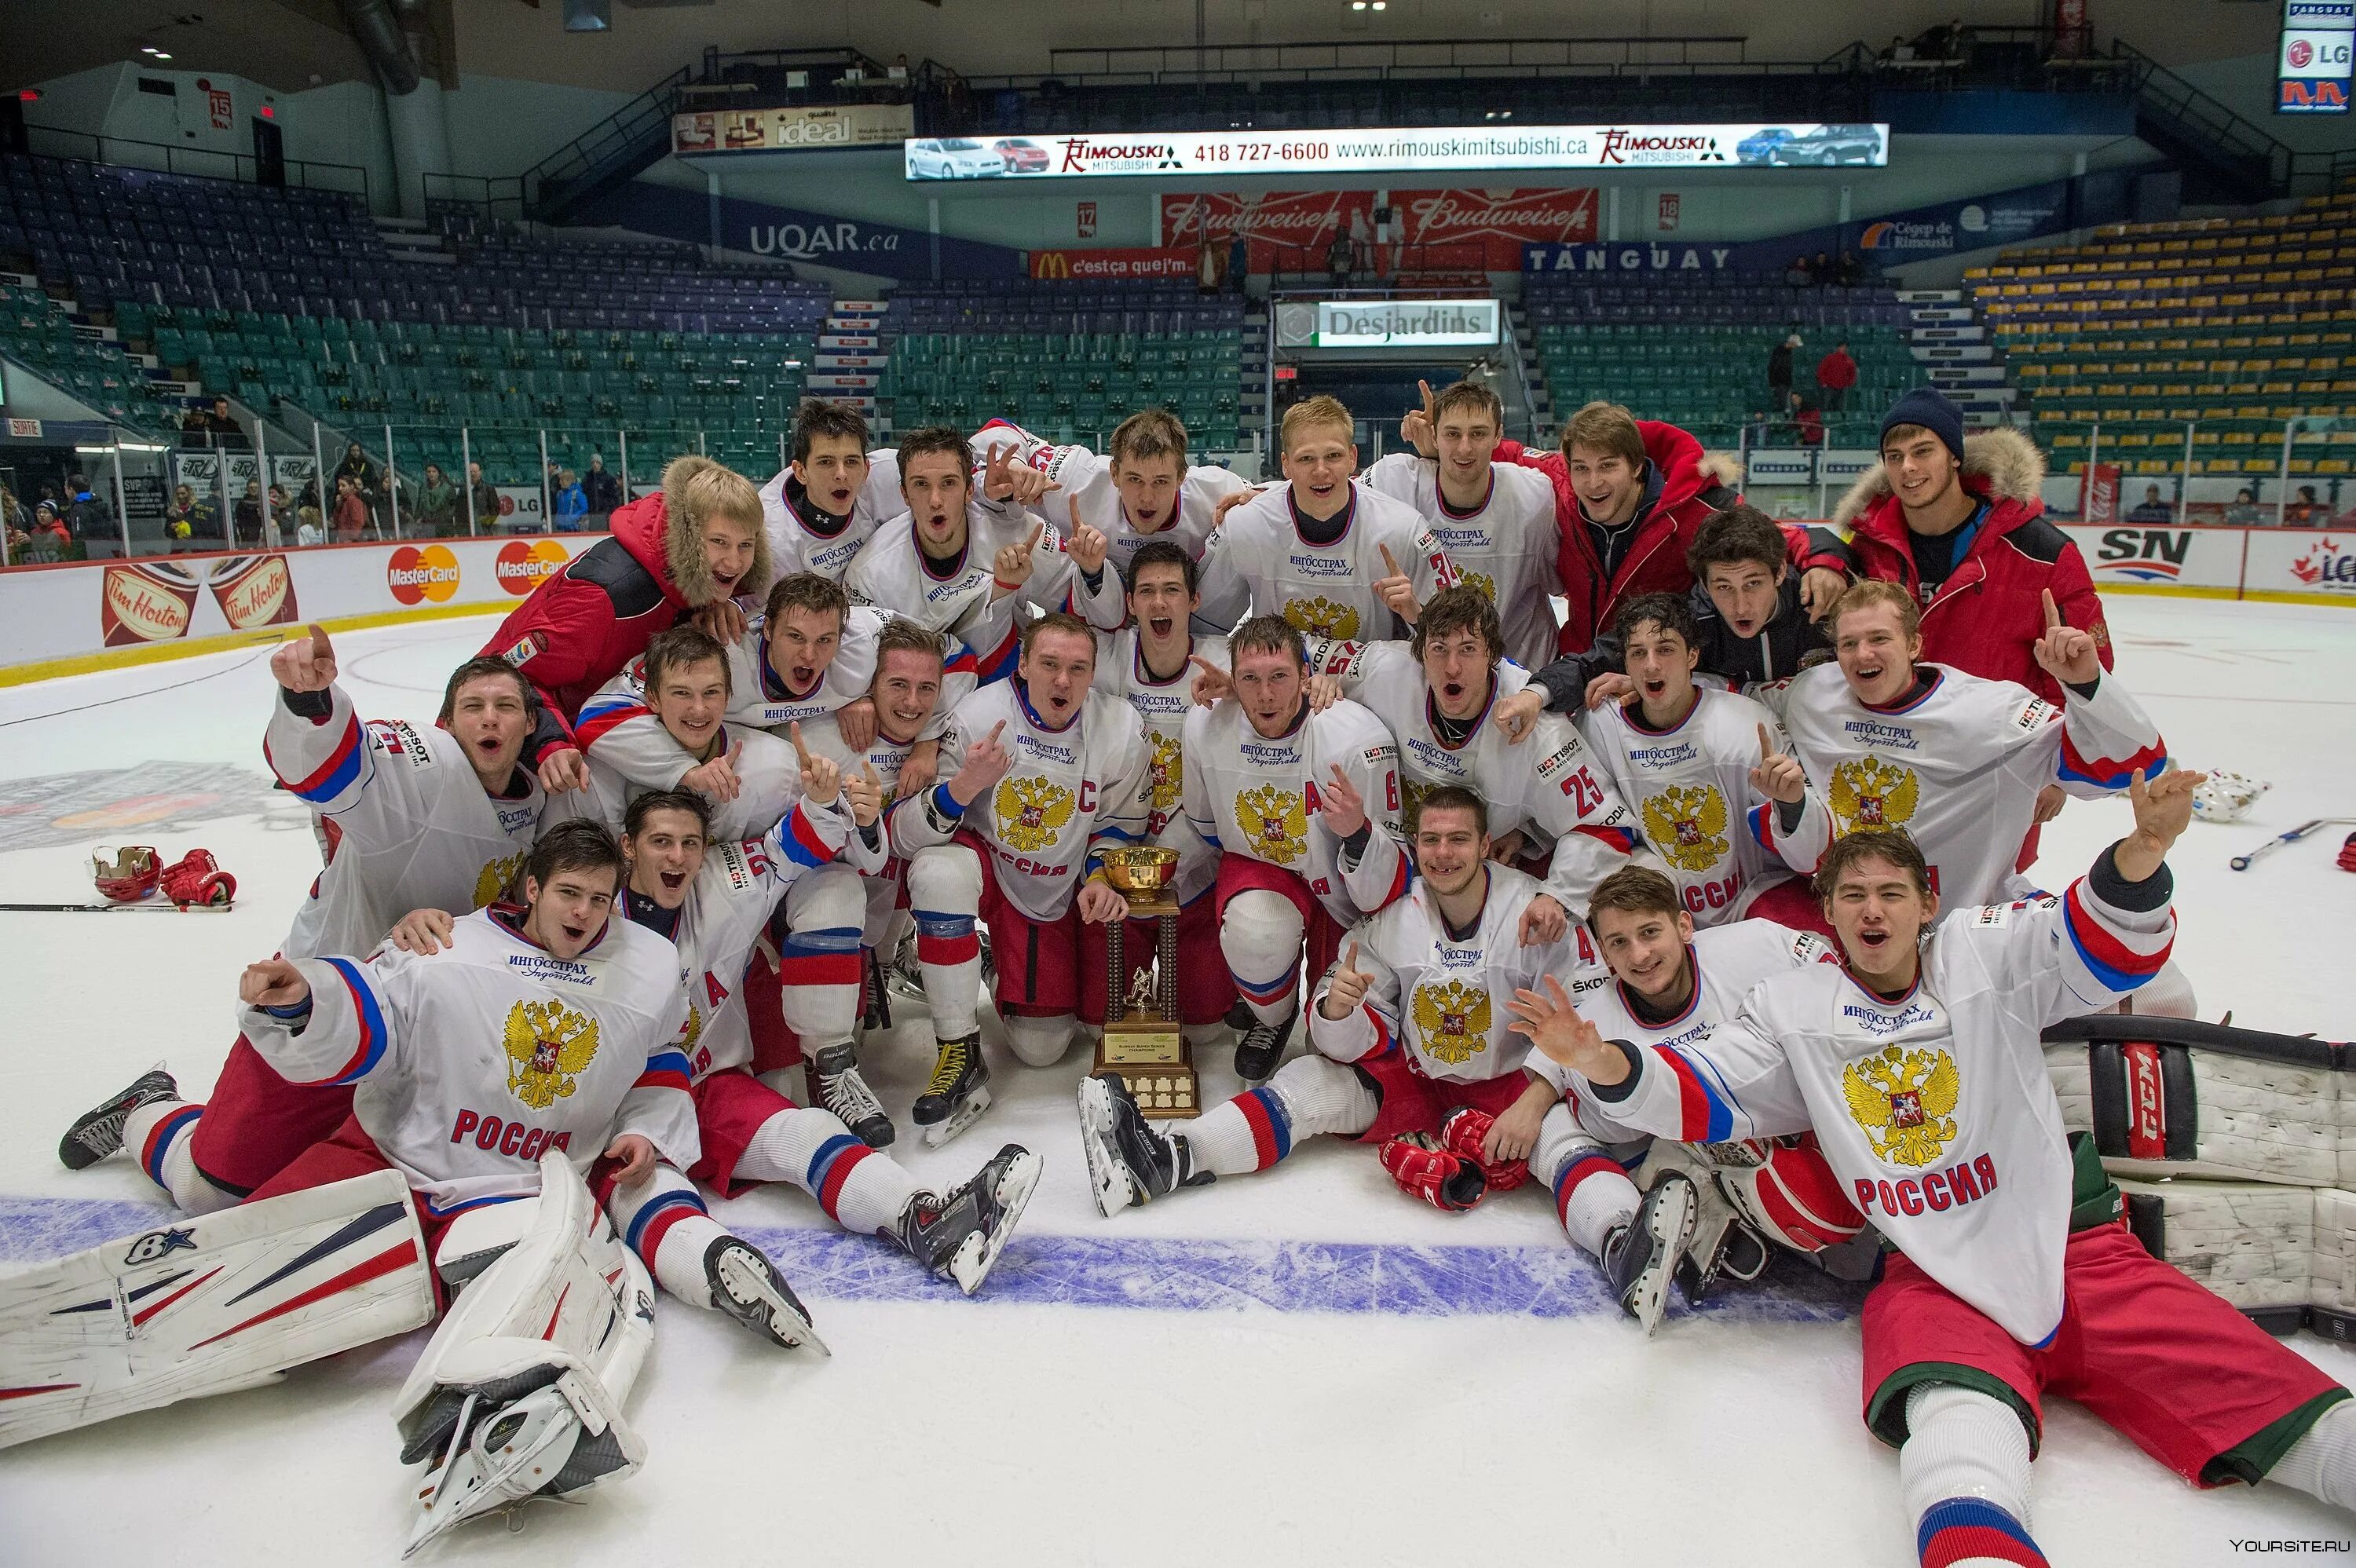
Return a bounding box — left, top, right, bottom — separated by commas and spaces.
905, 123, 1889, 181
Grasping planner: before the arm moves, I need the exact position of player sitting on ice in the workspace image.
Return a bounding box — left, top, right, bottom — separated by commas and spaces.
1297, 584, 1644, 922
1776, 580, 2178, 962
1567, 592, 1824, 929
1507, 783, 2356, 1566
1081, 540, 1238, 1051
1180, 614, 1406, 1082
843, 426, 1121, 682
955, 408, 1251, 576
478, 454, 772, 788
758, 397, 894, 585
579, 573, 958, 807
60, 626, 591, 1212
1524, 866, 1860, 1334
1367, 376, 1563, 668
581, 623, 812, 843
1079, 786, 1571, 1214
892, 612, 1153, 1142
759, 620, 968, 1146
1502, 503, 1844, 730
1195, 393, 1461, 643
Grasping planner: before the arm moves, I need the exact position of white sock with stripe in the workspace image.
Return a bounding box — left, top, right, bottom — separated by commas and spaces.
736, 1104, 919, 1238
121, 1098, 240, 1215
2268, 1398, 2356, 1510
1530, 1103, 1637, 1259
1901, 1382, 2043, 1568
1220, 889, 1304, 1027
605, 1164, 728, 1310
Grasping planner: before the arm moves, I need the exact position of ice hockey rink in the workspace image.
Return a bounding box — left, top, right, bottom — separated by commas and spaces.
2, 593, 2353, 1567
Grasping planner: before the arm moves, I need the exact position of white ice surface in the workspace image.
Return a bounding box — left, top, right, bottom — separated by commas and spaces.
2, 596, 2354, 1566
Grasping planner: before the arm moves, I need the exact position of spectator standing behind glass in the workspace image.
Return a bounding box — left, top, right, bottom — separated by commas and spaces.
1767, 333, 1798, 404
334, 442, 379, 528
166, 483, 214, 543
584, 453, 621, 517
264, 484, 289, 547
1815, 339, 1857, 414
419, 463, 459, 536
234, 479, 263, 545
1793, 393, 1825, 448
26, 500, 72, 561
553, 468, 587, 532
2126, 483, 2171, 523
331, 474, 370, 543
467, 460, 502, 532
296, 505, 324, 546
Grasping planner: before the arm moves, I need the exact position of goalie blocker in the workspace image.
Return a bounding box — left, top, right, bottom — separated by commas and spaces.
2044, 1013, 2356, 1337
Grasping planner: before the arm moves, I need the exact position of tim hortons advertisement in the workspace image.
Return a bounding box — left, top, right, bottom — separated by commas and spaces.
1389, 187, 1601, 267
1029, 247, 1196, 281
911, 123, 1887, 181
1, 535, 598, 671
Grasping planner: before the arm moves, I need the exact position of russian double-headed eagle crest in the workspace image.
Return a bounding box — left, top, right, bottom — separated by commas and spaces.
994, 776, 1074, 852
1842, 1044, 1959, 1168
1284, 597, 1360, 641
1413, 979, 1491, 1064
474, 850, 526, 909
1147, 731, 1184, 810
1641, 783, 1730, 873
1459, 569, 1498, 605
503, 999, 601, 1109
1236, 783, 1307, 864
1828, 755, 1919, 837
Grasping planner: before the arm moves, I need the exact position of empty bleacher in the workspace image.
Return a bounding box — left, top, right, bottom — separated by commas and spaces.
1971, 191, 2356, 477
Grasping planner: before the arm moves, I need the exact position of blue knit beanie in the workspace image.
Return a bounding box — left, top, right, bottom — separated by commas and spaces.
1880, 387, 1966, 463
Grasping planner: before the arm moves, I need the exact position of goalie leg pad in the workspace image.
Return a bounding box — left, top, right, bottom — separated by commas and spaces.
2113, 1176, 2315, 1329
0, 1168, 432, 1450
2045, 1018, 2342, 1186
394, 1153, 655, 1554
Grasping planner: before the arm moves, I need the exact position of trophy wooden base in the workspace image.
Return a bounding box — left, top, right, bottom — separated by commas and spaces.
1093, 1022, 1197, 1118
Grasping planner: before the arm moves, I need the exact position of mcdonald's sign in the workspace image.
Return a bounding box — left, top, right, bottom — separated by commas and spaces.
1027, 247, 1195, 281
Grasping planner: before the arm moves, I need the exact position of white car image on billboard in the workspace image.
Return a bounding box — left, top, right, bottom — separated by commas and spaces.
905, 138, 1007, 179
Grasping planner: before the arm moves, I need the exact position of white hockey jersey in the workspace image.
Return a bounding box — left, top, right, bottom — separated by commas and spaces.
888, 678, 1153, 923
1776, 663, 2167, 907
1313, 638, 1643, 917
631, 796, 851, 1082
1568, 869, 2177, 1343
1360, 453, 1561, 670
239, 908, 699, 1217
1307, 864, 1576, 1086
1180, 696, 1407, 929
976, 420, 1250, 575
584, 719, 800, 845
265, 682, 580, 961
843, 499, 1121, 683
1579, 685, 1813, 926
792, 708, 915, 879
757, 448, 901, 586
1530, 918, 1836, 1109
1194, 481, 1460, 642
1092, 628, 1227, 906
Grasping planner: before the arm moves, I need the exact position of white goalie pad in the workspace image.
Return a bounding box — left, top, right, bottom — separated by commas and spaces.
2043, 1014, 2347, 1186
0, 1169, 434, 1450
393, 1152, 655, 1558
2117, 1178, 2356, 1340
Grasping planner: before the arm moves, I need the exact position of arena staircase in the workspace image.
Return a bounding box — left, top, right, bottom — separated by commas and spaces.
815, 301, 885, 433
1896, 289, 2018, 427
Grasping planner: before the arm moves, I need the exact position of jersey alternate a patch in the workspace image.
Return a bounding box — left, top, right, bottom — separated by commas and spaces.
264, 682, 569, 962
1580, 685, 1811, 925
1308, 864, 1583, 1084
1361, 454, 1561, 669
239, 910, 698, 1216
1193, 480, 1459, 643
1777, 662, 2164, 907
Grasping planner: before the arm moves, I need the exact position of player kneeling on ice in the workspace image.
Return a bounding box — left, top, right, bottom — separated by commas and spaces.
395, 784, 1041, 1294
1527, 867, 1865, 1333
3, 822, 818, 1550
1080, 787, 1574, 1223
1508, 777, 2356, 1563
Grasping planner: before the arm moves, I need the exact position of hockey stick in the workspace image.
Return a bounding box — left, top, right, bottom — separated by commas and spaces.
0, 901, 236, 913
2229, 819, 2356, 872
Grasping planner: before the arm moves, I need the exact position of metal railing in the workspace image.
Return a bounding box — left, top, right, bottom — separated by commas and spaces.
518, 66, 693, 220
20, 125, 371, 206
1002, 35, 1756, 86
2103, 39, 2338, 200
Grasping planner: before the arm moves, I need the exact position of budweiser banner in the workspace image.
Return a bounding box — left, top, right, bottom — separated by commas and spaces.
1160, 190, 1371, 250
1029, 247, 1196, 281
1389, 187, 1600, 267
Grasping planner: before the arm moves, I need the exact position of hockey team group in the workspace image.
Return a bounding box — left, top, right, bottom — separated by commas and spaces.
9, 377, 2354, 1563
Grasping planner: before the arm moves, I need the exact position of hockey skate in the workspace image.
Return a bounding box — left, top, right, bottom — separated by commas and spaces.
897, 1142, 1043, 1295
812, 1042, 894, 1149
1077, 1072, 1209, 1215
887, 930, 926, 1003
913, 1032, 990, 1147
858, 948, 894, 1036
1603, 1171, 1699, 1337
1232, 1007, 1296, 1085
57, 1067, 178, 1171
703, 1236, 827, 1354
1378, 1131, 1488, 1212
1677, 1175, 1771, 1303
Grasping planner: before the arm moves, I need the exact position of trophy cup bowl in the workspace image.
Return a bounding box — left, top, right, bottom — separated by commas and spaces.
1099, 846, 1180, 905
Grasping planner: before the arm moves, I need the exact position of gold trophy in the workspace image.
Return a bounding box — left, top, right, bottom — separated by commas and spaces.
1093, 846, 1196, 1118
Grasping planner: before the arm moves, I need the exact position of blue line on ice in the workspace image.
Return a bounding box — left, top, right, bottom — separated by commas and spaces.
0, 1195, 1861, 1324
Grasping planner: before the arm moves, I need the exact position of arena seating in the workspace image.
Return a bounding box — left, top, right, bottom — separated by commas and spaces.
1970, 191, 2356, 476
1, 277, 158, 429
1524, 274, 1919, 447
877, 280, 1247, 450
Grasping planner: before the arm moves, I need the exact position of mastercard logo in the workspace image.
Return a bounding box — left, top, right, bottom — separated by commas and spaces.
496, 539, 569, 596
387, 543, 461, 605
